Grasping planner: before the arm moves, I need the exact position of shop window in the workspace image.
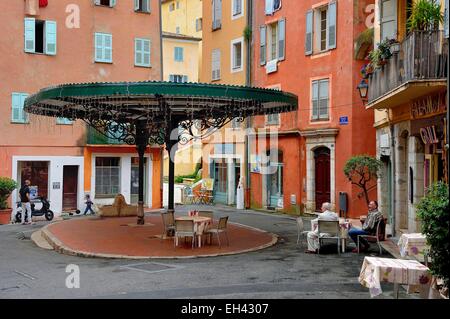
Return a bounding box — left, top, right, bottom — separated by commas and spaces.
95, 157, 120, 198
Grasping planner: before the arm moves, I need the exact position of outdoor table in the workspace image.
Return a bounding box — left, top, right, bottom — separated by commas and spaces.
311, 218, 351, 253
175, 216, 212, 248
397, 233, 429, 261
359, 256, 431, 298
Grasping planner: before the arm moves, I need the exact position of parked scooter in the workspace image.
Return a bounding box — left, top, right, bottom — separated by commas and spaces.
15, 196, 54, 223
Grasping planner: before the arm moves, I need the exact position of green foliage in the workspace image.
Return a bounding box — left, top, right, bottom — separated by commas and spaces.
343, 155, 382, 205
367, 38, 396, 70
175, 162, 203, 184
407, 0, 444, 32
243, 25, 252, 42
0, 177, 18, 210
417, 182, 449, 288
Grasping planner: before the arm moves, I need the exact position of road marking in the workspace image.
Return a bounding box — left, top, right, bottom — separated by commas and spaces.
14, 270, 36, 280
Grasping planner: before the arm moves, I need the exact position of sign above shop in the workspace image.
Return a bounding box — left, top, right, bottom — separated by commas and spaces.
420, 126, 439, 145
411, 92, 447, 119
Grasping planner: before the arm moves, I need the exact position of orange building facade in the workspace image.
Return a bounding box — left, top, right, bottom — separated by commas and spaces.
0, 0, 162, 215
250, 0, 377, 218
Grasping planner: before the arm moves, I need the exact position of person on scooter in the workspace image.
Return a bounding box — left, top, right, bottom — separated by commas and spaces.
19, 179, 32, 225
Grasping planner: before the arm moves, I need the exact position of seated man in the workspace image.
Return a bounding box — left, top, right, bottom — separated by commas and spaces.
348, 200, 383, 253
305, 202, 339, 254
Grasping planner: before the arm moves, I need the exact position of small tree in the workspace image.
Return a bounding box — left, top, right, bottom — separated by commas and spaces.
417, 182, 449, 291
0, 177, 18, 210
343, 155, 382, 206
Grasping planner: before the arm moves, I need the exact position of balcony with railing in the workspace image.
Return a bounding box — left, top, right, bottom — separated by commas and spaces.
367, 31, 448, 109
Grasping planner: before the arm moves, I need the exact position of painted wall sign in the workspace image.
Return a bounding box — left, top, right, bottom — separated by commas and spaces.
420, 126, 439, 144
339, 116, 349, 125
53, 182, 60, 189
411, 92, 447, 119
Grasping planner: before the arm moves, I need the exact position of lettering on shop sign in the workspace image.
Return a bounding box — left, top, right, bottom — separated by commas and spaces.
420, 126, 439, 145
411, 93, 446, 119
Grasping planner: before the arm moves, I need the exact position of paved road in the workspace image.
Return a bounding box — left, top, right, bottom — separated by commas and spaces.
0, 205, 415, 299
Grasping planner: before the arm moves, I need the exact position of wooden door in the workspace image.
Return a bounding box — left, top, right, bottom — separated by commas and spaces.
315, 148, 330, 211
63, 166, 78, 211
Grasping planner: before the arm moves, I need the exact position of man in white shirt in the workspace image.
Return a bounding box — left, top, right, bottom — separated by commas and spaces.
305, 202, 339, 254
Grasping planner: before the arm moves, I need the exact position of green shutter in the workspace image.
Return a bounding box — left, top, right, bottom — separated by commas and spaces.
327, 1, 337, 49
24, 18, 35, 53
134, 0, 140, 10
110, 0, 117, 7
45, 21, 57, 55
278, 18, 285, 61
260, 25, 266, 65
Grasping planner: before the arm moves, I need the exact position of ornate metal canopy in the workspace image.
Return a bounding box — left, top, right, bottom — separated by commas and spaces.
24, 81, 298, 145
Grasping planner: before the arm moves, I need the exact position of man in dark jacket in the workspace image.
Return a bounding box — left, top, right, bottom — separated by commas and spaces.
348, 201, 383, 252
19, 180, 32, 224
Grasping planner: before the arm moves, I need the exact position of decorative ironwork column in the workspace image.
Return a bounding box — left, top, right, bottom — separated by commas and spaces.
135, 121, 149, 225
166, 117, 179, 213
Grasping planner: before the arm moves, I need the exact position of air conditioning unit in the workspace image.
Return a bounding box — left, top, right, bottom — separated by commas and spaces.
265, 59, 278, 74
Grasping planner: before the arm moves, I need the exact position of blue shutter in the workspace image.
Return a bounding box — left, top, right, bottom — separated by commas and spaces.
445, 0, 449, 39
305, 10, 313, 55
265, 0, 274, 15
143, 39, 150, 66
110, 0, 117, 7
104, 34, 112, 62
278, 18, 285, 60
24, 18, 35, 53
45, 21, 57, 55
134, 0, 140, 10
182, 75, 188, 83
169, 75, 175, 82
95, 33, 103, 61
12, 93, 29, 123
135, 38, 142, 65
327, 1, 337, 49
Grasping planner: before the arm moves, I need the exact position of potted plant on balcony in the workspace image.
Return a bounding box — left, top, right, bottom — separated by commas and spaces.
0, 177, 18, 225
407, 0, 444, 32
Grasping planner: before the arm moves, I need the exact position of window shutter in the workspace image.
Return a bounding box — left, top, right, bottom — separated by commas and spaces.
311, 81, 319, 120
144, 0, 151, 12
12, 93, 29, 123
143, 39, 150, 66
135, 39, 142, 65
305, 10, 313, 55
444, 0, 449, 38
94, 0, 101, 5
134, 0, 140, 10
265, 0, 274, 15
278, 18, 285, 61
45, 21, 57, 55
319, 80, 329, 119
24, 18, 35, 53
212, 49, 220, 80
104, 34, 112, 62
182, 75, 188, 83
213, 0, 222, 29
327, 1, 337, 49
95, 33, 103, 61
169, 75, 174, 82
260, 25, 266, 65
110, 0, 116, 7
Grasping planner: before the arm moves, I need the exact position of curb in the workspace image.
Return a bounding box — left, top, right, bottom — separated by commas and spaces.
40, 220, 278, 260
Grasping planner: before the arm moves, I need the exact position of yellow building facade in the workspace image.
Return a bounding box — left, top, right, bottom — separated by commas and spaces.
200, 0, 249, 205
161, 0, 203, 178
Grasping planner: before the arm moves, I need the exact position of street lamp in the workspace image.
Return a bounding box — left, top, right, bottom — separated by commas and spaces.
357, 79, 369, 102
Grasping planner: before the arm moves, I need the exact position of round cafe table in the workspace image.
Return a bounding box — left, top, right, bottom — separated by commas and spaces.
175, 216, 212, 248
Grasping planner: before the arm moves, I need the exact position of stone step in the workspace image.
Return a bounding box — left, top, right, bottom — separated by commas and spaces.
31, 229, 53, 250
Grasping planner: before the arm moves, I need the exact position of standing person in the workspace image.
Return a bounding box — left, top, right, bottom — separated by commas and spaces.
19, 180, 32, 225
84, 194, 95, 215
305, 202, 339, 254
348, 201, 383, 253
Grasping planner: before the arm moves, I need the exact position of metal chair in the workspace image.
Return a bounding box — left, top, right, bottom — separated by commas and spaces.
317, 220, 341, 255
183, 186, 197, 204
205, 216, 229, 248
161, 211, 175, 241
357, 218, 385, 255
296, 217, 309, 246
174, 219, 196, 249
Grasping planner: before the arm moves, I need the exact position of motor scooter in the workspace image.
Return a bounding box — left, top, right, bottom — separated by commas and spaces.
15, 196, 54, 223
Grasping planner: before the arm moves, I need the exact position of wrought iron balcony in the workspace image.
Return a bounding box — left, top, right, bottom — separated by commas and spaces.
367, 31, 448, 109
86, 126, 124, 145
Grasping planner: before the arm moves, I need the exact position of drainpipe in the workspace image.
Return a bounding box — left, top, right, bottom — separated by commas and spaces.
389, 111, 396, 238
244, 0, 253, 209
159, 0, 164, 81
